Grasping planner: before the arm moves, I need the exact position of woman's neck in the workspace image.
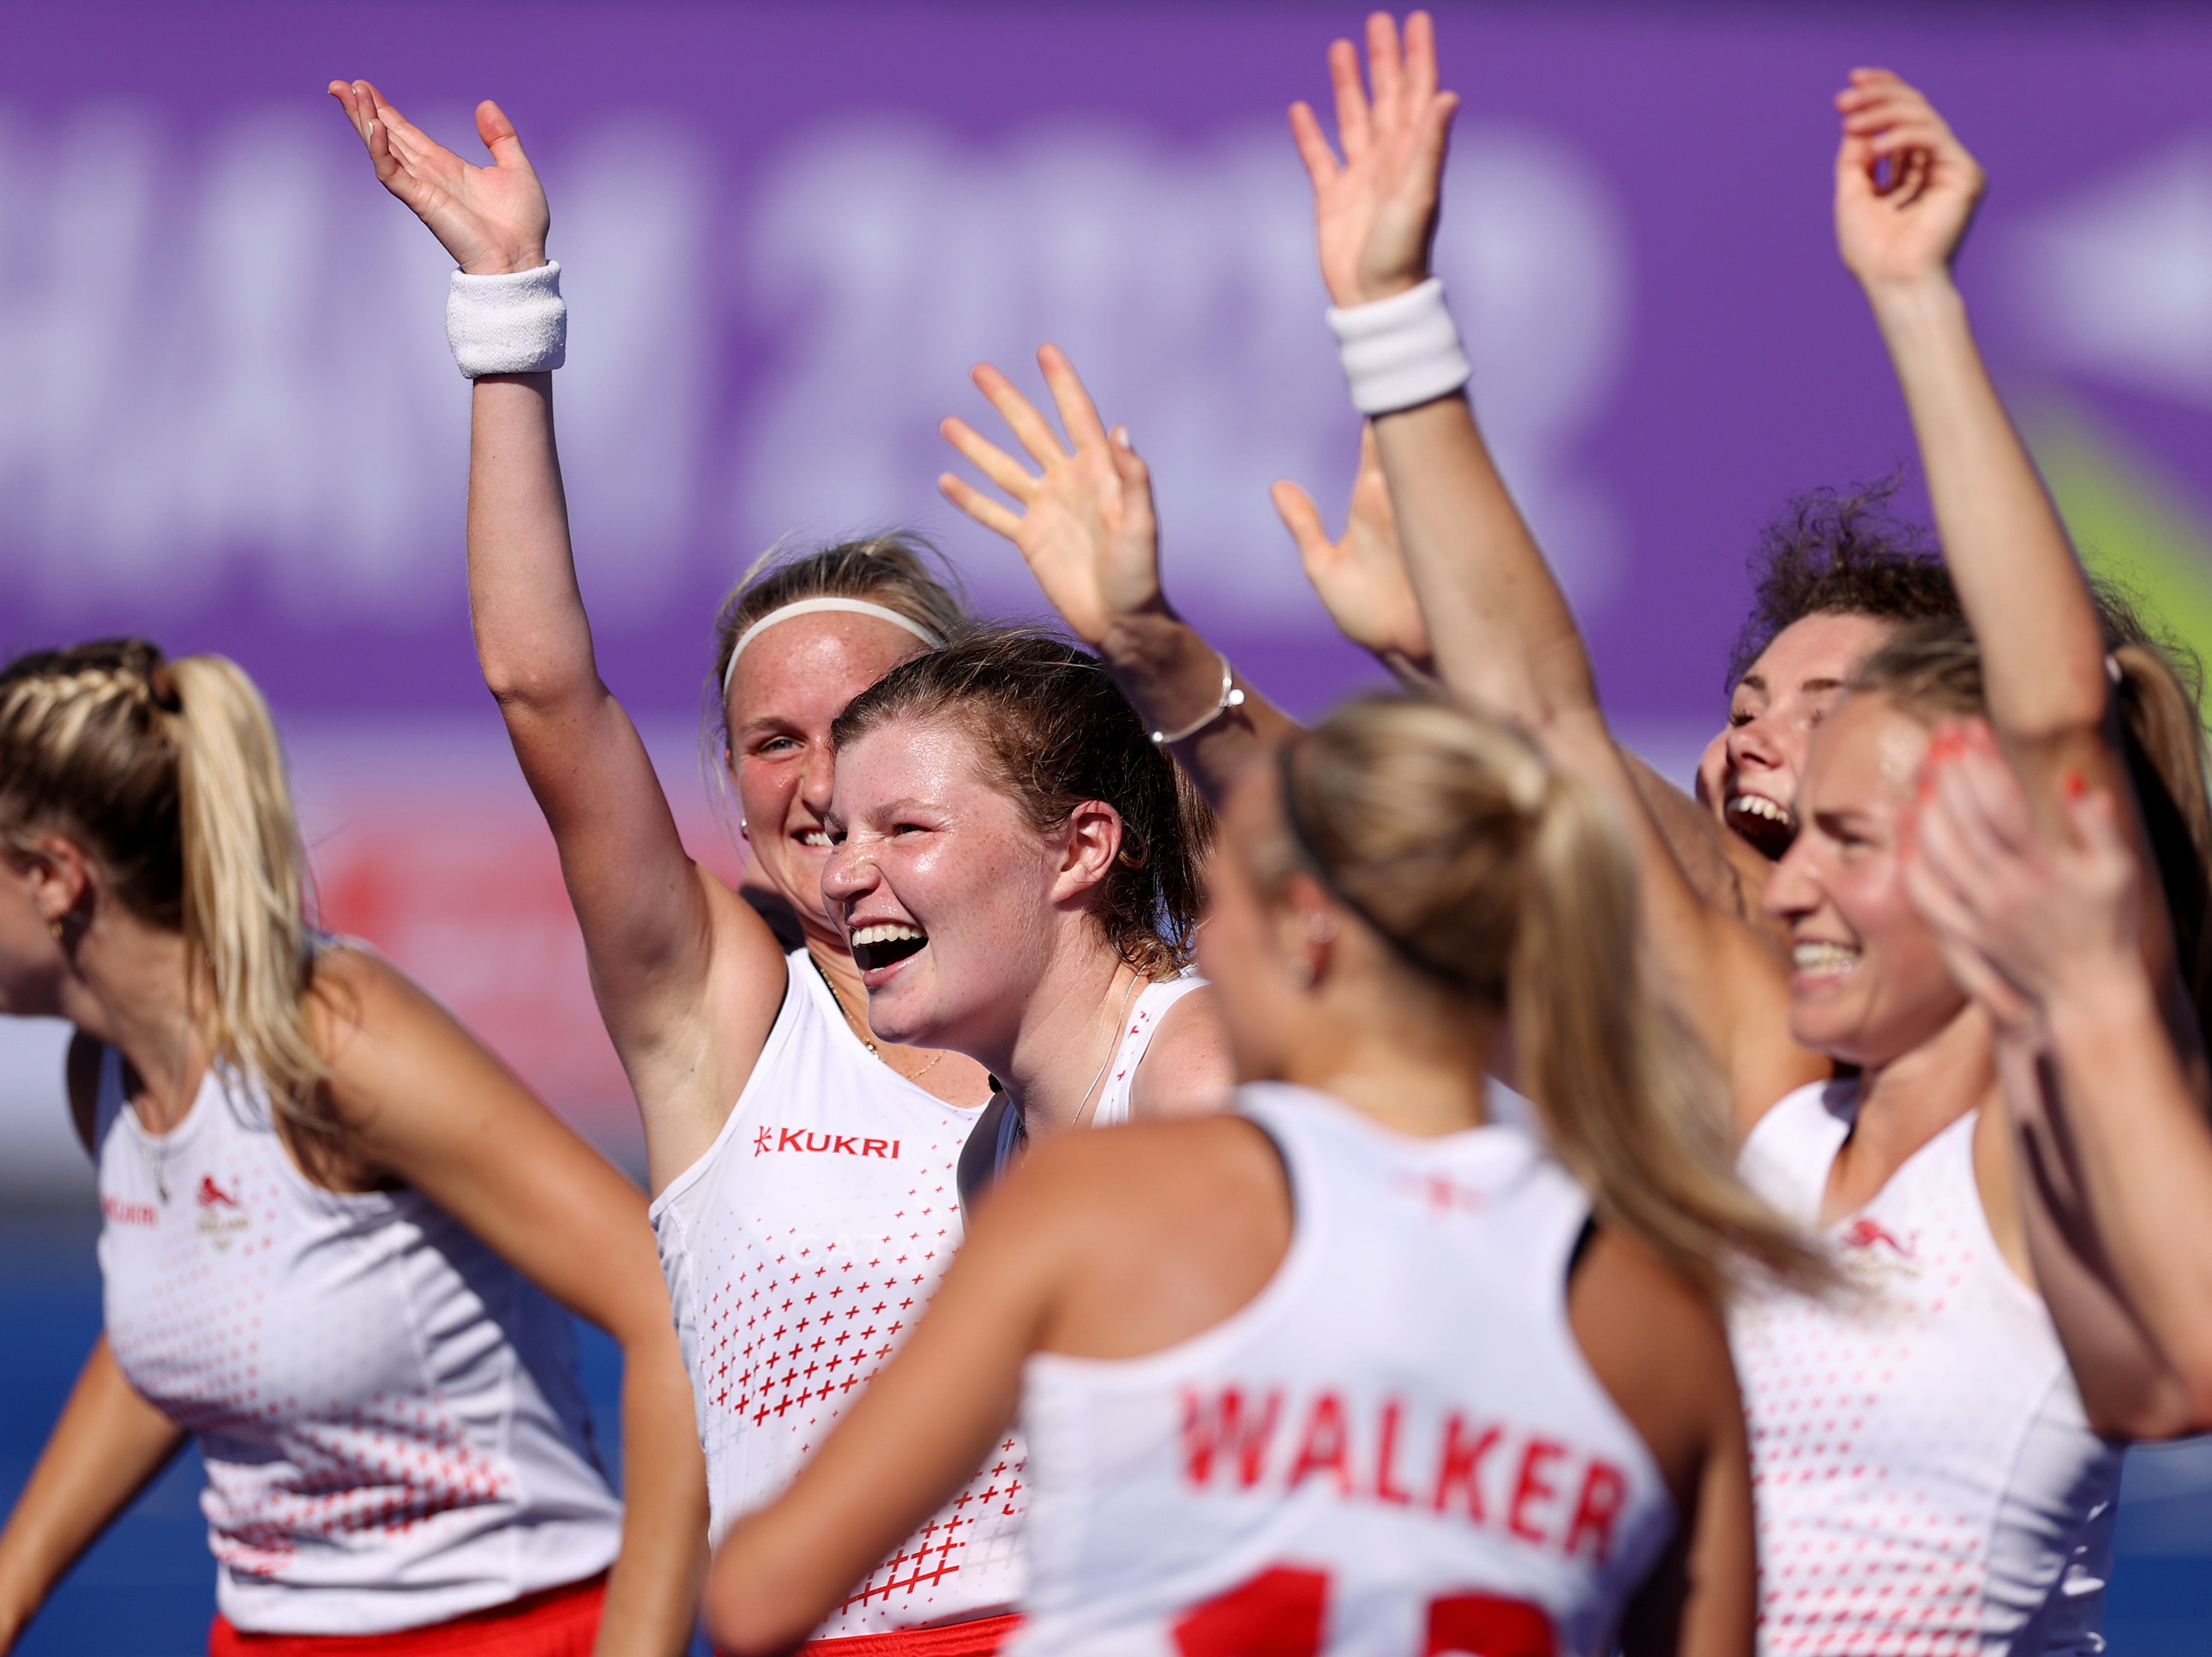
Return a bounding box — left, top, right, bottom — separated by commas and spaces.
63, 919, 209, 1131
805, 939, 993, 1106
994, 953, 1148, 1142
1285, 1007, 1494, 1140
1830, 1002, 1996, 1212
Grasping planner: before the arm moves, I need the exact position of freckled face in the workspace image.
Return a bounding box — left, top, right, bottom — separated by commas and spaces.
820, 717, 1074, 1057
1715, 612, 1896, 859
1194, 773, 1303, 1083
723, 615, 930, 931
1762, 694, 1966, 1066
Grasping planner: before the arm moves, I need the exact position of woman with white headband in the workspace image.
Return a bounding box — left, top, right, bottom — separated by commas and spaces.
330, 81, 1231, 1655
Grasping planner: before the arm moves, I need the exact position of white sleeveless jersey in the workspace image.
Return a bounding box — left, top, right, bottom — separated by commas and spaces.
1732, 1082, 2123, 1656
1012, 1083, 1675, 1657
1090, 977, 1208, 1129
651, 950, 1026, 1636
94, 1050, 621, 1636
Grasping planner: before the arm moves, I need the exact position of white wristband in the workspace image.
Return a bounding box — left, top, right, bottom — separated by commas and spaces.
446, 261, 567, 378
1326, 278, 1471, 415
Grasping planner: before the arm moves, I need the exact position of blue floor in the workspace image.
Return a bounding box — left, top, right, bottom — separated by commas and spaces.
4, 1201, 2211, 1653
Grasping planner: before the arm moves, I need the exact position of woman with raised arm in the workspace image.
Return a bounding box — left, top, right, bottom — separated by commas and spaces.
330, 83, 1233, 1650
1907, 717, 2212, 1432
935, 348, 1306, 806
0, 642, 703, 1657
709, 690, 1826, 1657
1291, 16, 2212, 1653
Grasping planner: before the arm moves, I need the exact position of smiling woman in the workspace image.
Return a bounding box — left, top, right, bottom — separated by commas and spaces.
329, 76, 1076, 1657
823, 630, 1233, 1188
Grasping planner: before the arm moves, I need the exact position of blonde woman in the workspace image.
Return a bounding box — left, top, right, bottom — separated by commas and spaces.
1301, 16, 2212, 1649
329, 77, 1238, 1655
0, 641, 704, 1656
707, 692, 1823, 1657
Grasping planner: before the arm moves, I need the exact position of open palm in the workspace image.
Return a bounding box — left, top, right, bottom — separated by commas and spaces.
939, 347, 1165, 646
328, 80, 550, 276
1274, 424, 1430, 667
1834, 69, 1984, 291
1289, 11, 1460, 308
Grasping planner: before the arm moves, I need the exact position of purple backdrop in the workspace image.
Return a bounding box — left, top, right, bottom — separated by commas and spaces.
3, 0, 2212, 1170
0, 2, 2205, 726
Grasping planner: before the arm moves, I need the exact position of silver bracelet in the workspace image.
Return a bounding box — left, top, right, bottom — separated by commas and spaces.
1150, 654, 1247, 745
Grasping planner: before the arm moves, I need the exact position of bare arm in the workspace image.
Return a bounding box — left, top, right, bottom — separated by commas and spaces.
0, 1338, 186, 1654
1834, 74, 2107, 768
330, 81, 784, 1188
322, 948, 710, 1657
939, 347, 1300, 806
1288, 17, 1819, 1124
1908, 732, 2212, 1435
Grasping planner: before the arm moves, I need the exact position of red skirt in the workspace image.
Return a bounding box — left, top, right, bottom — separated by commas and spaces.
208, 1573, 606, 1656
768, 1612, 1023, 1657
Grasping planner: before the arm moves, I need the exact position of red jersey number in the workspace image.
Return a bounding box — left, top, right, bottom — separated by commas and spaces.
1173, 1568, 1552, 1657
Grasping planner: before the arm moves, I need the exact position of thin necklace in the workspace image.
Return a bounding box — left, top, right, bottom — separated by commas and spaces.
1068, 972, 1146, 1133
133, 1015, 196, 1204
810, 952, 945, 1081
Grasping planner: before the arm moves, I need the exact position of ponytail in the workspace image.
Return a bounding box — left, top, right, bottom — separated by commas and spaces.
166, 656, 327, 1129
1275, 694, 1828, 1300
1511, 769, 1823, 1299
0, 640, 332, 1134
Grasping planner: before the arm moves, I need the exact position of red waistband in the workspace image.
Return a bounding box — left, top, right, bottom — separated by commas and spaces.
785, 1611, 1024, 1657
208, 1572, 608, 1656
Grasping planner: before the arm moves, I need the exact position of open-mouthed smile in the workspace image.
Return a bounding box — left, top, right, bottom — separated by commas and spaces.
850, 921, 927, 974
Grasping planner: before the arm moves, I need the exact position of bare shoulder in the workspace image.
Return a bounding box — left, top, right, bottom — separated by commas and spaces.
987, 1117, 1292, 1360
1127, 984, 1236, 1122
66, 1029, 103, 1157
1568, 1228, 1740, 1508
305, 943, 454, 1055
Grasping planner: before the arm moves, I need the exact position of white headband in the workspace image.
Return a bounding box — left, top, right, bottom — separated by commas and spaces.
722, 597, 946, 695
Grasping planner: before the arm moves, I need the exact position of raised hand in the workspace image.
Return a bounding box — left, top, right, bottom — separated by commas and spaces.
939, 346, 1167, 646
1834, 69, 1985, 294
328, 80, 549, 276
1289, 11, 1460, 308
1272, 423, 1431, 670
1904, 719, 2141, 1034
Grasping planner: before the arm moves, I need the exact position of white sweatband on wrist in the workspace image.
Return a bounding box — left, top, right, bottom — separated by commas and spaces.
446, 261, 567, 378
1326, 277, 1472, 415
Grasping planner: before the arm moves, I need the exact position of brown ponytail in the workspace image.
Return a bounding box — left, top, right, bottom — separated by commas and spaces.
1276, 694, 1829, 1300
0, 640, 330, 1133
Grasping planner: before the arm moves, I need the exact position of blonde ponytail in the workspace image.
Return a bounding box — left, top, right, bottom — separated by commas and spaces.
0, 640, 332, 1134
1276, 694, 1827, 1300
166, 656, 327, 1129
1511, 768, 1824, 1299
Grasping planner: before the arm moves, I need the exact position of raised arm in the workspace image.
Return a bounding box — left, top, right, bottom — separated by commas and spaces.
1907, 722, 2212, 1437
1281, 424, 1773, 931
939, 346, 1300, 805
1288, 15, 1819, 1123
1834, 75, 2107, 772
330, 83, 782, 1185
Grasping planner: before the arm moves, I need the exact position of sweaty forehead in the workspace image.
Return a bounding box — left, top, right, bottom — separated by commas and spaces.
1802, 693, 1929, 808
1746, 611, 1899, 694
833, 716, 994, 811
728, 613, 931, 723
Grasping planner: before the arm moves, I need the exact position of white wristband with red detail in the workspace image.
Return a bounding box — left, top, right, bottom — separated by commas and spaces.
1326, 277, 1471, 415
446, 261, 567, 379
